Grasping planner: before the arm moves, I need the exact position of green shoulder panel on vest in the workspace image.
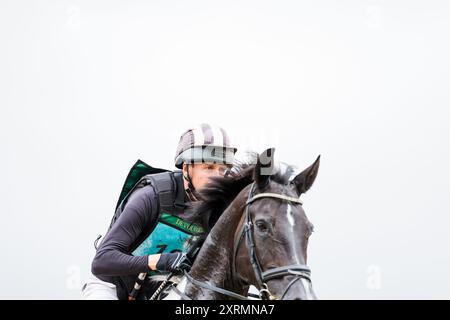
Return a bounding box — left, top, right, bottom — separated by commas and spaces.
159, 212, 204, 235
115, 160, 168, 211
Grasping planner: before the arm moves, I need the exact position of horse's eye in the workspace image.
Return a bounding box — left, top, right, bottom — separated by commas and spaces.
255, 220, 269, 233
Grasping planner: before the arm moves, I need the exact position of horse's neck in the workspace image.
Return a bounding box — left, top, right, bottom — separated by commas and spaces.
185, 193, 248, 299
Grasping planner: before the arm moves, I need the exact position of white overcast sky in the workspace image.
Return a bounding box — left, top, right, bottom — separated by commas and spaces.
1, 0, 449, 299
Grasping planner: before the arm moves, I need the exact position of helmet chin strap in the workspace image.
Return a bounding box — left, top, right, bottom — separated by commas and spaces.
184, 163, 203, 202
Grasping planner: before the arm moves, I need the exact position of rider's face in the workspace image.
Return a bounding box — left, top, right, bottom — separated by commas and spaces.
183, 162, 230, 191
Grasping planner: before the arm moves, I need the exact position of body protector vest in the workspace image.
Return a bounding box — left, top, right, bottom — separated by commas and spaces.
106, 160, 205, 299
111, 160, 205, 259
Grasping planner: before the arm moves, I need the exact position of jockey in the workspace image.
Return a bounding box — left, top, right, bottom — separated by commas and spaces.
82, 123, 237, 300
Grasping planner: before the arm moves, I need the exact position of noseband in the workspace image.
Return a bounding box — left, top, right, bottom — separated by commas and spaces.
183, 182, 312, 300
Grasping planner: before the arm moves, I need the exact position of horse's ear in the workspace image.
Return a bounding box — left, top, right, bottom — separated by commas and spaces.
254, 148, 276, 189
292, 155, 320, 195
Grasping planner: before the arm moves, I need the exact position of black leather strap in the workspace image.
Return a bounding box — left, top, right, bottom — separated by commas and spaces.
262, 265, 311, 282
173, 171, 186, 214
147, 172, 177, 215
280, 276, 302, 300
184, 271, 251, 300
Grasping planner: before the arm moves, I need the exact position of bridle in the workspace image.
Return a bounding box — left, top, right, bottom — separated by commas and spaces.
233, 182, 312, 300
182, 182, 313, 300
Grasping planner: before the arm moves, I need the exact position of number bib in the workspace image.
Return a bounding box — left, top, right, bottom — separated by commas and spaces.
132, 213, 204, 256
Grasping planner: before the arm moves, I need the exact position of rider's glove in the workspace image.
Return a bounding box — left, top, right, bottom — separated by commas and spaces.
155, 252, 192, 273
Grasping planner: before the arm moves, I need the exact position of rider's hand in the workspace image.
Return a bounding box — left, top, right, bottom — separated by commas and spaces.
154, 252, 192, 273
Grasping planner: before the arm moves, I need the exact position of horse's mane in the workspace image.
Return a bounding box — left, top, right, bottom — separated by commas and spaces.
185, 152, 257, 232
185, 151, 301, 233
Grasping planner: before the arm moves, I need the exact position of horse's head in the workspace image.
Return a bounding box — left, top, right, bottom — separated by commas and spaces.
234, 148, 320, 300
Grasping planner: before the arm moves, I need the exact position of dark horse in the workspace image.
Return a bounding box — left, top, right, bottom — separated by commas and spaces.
166, 148, 320, 300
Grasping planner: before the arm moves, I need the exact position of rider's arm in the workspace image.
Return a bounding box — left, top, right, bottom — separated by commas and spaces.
91, 185, 160, 277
